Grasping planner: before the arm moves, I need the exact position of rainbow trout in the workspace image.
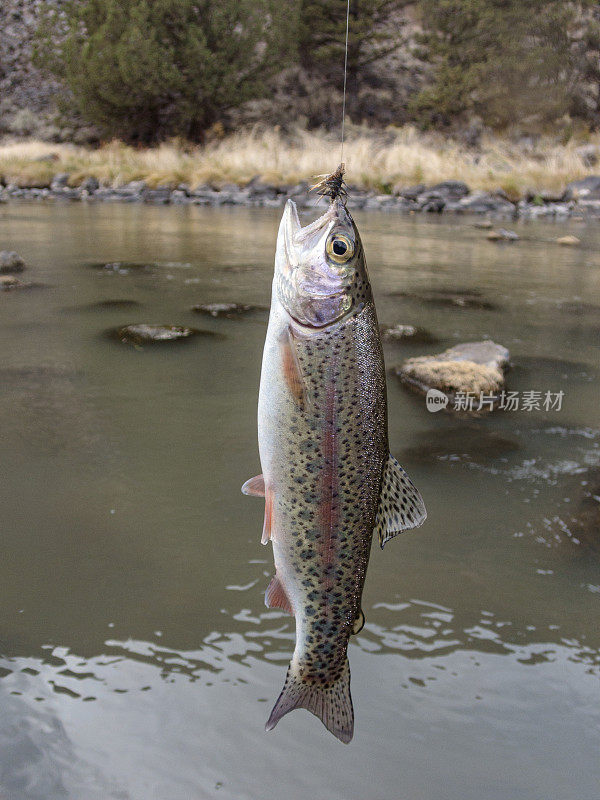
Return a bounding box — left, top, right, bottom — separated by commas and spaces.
242, 188, 426, 743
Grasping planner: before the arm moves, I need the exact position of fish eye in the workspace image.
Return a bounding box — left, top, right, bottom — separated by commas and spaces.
326, 233, 354, 264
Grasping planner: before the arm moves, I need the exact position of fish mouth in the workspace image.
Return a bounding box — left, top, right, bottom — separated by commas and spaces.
283, 198, 348, 247
281, 198, 354, 289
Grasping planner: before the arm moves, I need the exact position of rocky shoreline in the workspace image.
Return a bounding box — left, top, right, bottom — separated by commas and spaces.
4, 174, 600, 218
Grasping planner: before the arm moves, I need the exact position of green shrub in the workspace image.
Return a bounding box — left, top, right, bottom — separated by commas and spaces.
35, 0, 295, 143
411, 0, 575, 130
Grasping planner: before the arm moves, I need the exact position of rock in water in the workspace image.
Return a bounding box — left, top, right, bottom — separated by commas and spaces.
380, 323, 439, 344
0, 275, 23, 290
0, 275, 37, 291
0, 251, 26, 273
192, 302, 266, 318
487, 228, 519, 242
390, 288, 498, 310
396, 340, 510, 408
555, 235, 580, 246
83, 299, 142, 310
87, 261, 156, 274
108, 324, 209, 345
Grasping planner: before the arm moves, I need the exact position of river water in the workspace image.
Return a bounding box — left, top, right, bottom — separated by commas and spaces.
0, 201, 598, 800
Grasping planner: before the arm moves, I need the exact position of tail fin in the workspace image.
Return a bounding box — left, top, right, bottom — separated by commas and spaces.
265, 658, 354, 744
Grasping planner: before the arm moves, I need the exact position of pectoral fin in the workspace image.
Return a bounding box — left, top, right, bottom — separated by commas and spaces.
265, 574, 293, 614
241, 474, 265, 497
375, 455, 427, 549
242, 476, 273, 543
280, 326, 309, 410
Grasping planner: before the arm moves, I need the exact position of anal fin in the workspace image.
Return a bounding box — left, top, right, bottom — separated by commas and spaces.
375, 454, 427, 549
265, 574, 293, 614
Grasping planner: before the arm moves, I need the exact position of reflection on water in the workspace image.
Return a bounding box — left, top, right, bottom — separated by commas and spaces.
0, 202, 598, 800
1, 603, 599, 800
3, 595, 598, 695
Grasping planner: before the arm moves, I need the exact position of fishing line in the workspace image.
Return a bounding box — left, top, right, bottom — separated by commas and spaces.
340, 0, 351, 164
310, 1, 351, 202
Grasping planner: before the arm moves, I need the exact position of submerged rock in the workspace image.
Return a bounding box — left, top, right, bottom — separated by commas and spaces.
395, 340, 510, 406
0, 250, 25, 273
402, 425, 519, 464
391, 287, 498, 310
192, 302, 267, 318
78, 299, 142, 311
0, 275, 36, 291
380, 323, 439, 344
87, 261, 156, 274
108, 324, 211, 345
487, 228, 519, 241
0, 275, 19, 289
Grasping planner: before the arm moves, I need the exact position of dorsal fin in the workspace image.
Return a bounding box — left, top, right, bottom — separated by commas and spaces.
375, 455, 427, 548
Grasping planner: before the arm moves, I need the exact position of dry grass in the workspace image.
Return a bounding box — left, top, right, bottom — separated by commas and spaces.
0, 126, 598, 194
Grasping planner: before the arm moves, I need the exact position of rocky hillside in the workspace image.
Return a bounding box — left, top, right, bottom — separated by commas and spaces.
0, 1, 64, 137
